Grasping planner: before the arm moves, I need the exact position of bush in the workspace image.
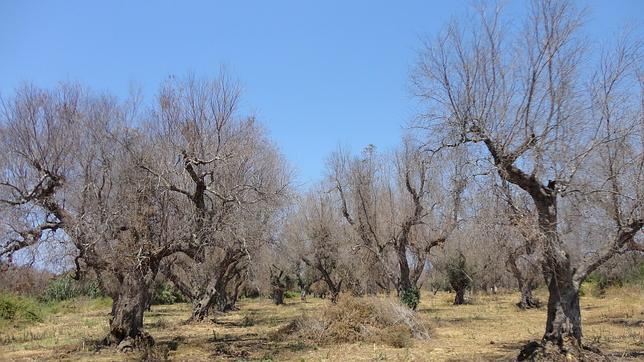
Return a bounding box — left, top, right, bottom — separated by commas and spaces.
400, 287, 421, 310
582, 272, 629, 297
584, 257, 644, 293
623, 262, 644, 286
151, 282, 185, 305
446, 252, 472, 304
0, 264, 53, 297
0, 293, 43, 325
42, 276, 102, 302
272, 295, 431, 348
284, 290, 299, 299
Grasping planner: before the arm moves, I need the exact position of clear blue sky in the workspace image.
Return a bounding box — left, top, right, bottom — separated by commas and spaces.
1, 1, 641, 188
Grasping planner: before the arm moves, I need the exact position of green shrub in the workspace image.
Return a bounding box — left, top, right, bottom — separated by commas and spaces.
151, 282, 185, 305
582, 260, 644, 296
582, 271, 630, 297
42, 276, 103, 302
284, 290, 299, 299
0, 293, 43, 324
400, 287, 421, 310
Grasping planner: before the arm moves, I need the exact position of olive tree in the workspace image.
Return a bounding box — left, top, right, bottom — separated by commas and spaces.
140, 74, 291, 321
413, 0, 642, 357
283, 188, 350, 303
0, 84, 195, 346
329, 141, 455, 308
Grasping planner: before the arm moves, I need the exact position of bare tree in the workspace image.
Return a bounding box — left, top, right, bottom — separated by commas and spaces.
413, 0, 642, 357
329, 141, 454, 309
284, 189, 348, 303
0, 84, 196, 347
140, 73, 292, 321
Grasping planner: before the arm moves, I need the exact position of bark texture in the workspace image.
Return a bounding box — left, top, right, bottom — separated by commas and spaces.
105, 273, 154, 348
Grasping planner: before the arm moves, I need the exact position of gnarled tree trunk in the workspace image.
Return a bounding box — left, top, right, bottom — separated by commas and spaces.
507, 247, 541, 309
270, 268, 286, 305
189, 270, 235, 321
180, 250, 244, 322
322, 272, 342, 304
190, 289, 214, 322
543, 269, 581, 350
518, 281, 540, 310
517, 184, 586, 359
214, 285, 233, 312
105, 273, 153, 347
454, 288, 466, 305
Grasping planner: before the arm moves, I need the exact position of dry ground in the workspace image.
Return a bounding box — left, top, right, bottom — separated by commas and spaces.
0, 287, 642, 361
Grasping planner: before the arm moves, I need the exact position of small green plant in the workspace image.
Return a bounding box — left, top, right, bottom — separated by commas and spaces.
151, 282, 185, 305
399, 287, 420, 310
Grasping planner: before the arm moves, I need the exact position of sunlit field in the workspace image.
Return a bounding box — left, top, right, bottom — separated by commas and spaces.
1, 286, 642, 361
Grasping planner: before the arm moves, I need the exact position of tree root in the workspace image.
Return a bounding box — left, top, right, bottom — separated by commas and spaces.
516, 298, 541, 310
102, 331, 155, 353
517, 340, 608, 361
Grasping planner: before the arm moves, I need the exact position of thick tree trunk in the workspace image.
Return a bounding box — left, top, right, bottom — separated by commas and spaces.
454, 288, 466, 305
519, 269, 583, 360
508, 252, 541, 309
190, 293, 212, 322
188, 252, 243, 321
270, 268, 286, 305
228, 278, 243, 309
517, 282, 540, 309
542, 265, 582, 351
517, 284, 541, 309
214, 289, 231, 312
397, 242, 412, 293
536, 195, 582, 356
106, 273, 153, 348
519, 195, 587, 359
272, 287, 285, 305
189, 277, 231, 321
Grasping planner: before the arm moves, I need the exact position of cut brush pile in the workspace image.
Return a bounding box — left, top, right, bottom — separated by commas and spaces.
272, 295, 431, 348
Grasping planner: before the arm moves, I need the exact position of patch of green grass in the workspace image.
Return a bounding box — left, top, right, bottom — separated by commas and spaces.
0, 292, 112, 331
284, 290, 299, 299
82, 318, 99, 328
0, 293, 44, 326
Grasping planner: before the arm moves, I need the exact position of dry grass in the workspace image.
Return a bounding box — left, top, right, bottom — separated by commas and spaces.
271, 295, 431, 348
0, 286, 641, 361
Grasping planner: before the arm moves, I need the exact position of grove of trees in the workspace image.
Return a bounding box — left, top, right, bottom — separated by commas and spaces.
1, 0, 641, 360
